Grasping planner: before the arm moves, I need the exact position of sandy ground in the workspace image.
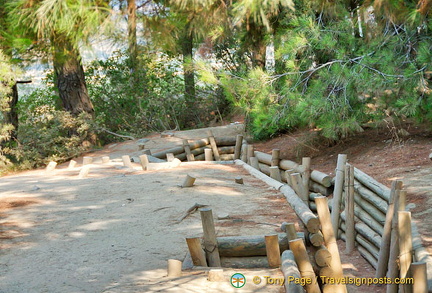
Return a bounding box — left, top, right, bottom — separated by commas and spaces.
0, 124, 398, 293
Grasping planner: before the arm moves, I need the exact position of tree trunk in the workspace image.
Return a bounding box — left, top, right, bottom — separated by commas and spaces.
52, 34, 94, 117
181, 24, 197, 125
127, 0, 137, 71
3, 83, 19, 140
248, 21, 266, 70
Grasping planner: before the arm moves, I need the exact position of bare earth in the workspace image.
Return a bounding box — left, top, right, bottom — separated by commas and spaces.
1, 123, 430, 293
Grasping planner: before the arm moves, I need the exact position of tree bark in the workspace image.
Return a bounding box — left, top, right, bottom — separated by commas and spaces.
127, 0, 137, 71
248, 21, 266, 69
181, 23, 196, 124
3, 83, 19, 140
52, 34, 94, 117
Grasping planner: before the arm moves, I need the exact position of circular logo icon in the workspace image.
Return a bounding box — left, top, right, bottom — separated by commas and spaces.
230, 273, 246, 288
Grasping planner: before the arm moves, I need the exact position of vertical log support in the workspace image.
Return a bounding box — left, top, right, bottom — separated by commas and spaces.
376, 180, 403, 278
302, 157, 311, 191
122, 155, 133, 168
139, 154, 149, 171
265, 234, 281, 268
68, 160, 77, 169
182, 174, 196, 187
315, 196, 347, 293
398, 211, 413, 293
207, 130, 220, 161
399, 190, 407, 211
387, 189, 402, 293
269, 166, 282, 182
246, 145, 254, 165
411, 262, 428, 293
291, 173, 309, 206
167, 259, 182, 277
331, 154, 347, 236
250, 157, 259, 170
200, 208, 221, 267
234, 134, 243, 160
204, 149, 213, 161
186, 237, 208, 267
285, 169, 294, 187
183, 139, 195, 161
271, 149, 280, 167
82, 156, 93, 165
345, 164, 355, 253
285, 223, 299, 242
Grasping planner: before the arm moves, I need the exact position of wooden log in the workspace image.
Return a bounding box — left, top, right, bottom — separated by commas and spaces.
78, 165, 91, 178
183, 139, 195, 162
250, 157, 259, 170
235, 160, 284, 190
310, 171, 332, 188
167, 259, 182, 277
265, 234, 281, 268
147, 155, 166, 163
234, 177, 243, 184
350, 202, 384, 235
182, 174, 196, 187
315, 196, 347, 293
246, 145, 254, 165
82, 156, 93, 165
240, 142, 247, 162
398, 211, 413, 285
207, 131, 220, 161
309, 181, 333, 196
217, 146, 235, 155
285, 223, 299, 242
291, 173, 309, 206
269, 166, 282, 182
285, 170, 294, 187
411, 262, 428, 293
186, 237, 207, 266
200, 208, 221, 267
319, 266, 334, 278
146, 159, 182, 171
68, 160, 77, 169
331, 154, 347, 236
354, 191, 386, 224
353, 167, 391, 202
340, 229, 379, 260
340, 212, 381, 248
46, 161, 57, 172
399, 189, 407, 211
139, 154, 149, 170
309, 231, 324, 247
271, 149, 280, 167
314, 245, 332, 267
279, 185, 320, 233
354, 180, 388, 214
152, 139, 209, 158
259, 163, 271, 175
345, 164, 355, 253
302, 157, 311, 191
358, 246, 378, 270
214, 136, 237, 146
217, 233, 303, 257
166, 153, 175, 162
411, 222, 432, 291
289, 239, 321, 293
204, 149, 213, 161
376, 180, 403, 278
281, 250, 304, 293
122, 155, 134, 168
220, 154, 234, 161
234, 134, 243, 160
254, 151, 272, 165
387, 189, 402, 293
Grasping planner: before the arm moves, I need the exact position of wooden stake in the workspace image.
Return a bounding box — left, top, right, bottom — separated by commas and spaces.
166, 153, 175, 162
398, 211, 413, 291
122, 155, 133, 168
285, 170, 294, 187
246, 145, 254, 164
234, 134, 243, 160
182, 174, 196, 187
345, 164, 355, 253
78, 165, 91, 178
399, 189, 407, 211
82, 156, 93, 165
186, 237, 207, 267
200, 208, 221, 267
376, 180, 403, 278
183, 139, 195, 161
281, 250, 304, 293
68, 160, 77, 169
315, 196, 347, 293
204, 149, 213, 161
314, 245, 332, 267
102, 156, 110, 163
331, 154, 347, 236
309, 231, 325, 247
234, 177, 243, 184
139, 154, 149, 170
302, 157, 311, 191
269, 166, 282, 182
271, 149, 280, 167
240, 142, 247, 162
46, 161, 57, 172
289, 238, 321, 293
387, 189, 402, 293
265, 234, 281, 268
167, 259, 182, 277
250, 157, 259, 169
291, 173, 309, 206
285, 223, 298, 242
411, 262, 427, 293
207, 130, 220, 161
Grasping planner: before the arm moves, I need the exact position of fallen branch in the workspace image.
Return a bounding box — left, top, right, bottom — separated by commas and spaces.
175, 203, 208, 223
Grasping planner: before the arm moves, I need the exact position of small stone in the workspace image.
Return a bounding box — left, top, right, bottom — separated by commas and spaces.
217, 213, 230, 220
31, 185, 40, 191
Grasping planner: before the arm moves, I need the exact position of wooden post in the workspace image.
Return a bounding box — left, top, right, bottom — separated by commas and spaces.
234, 177, 244, 184
68, 160, 77, 169
289, 239, 321, 293
411, 262, 427, 293
315, 196, 347, 293
102, 156, 110, 163
234, 135, 243, 160
314, 245, 332, 267
207, 130, 220, 161
122, 155, 133, 168
285, 223, 298, 241
246, 145, 254, 164
269, 166, 282, 182
200, 208, 221, 267
204, 149, 213, 161
301, 157, 311, 191
345, 164, 355, 253
291, 173, 309, 206
265, 234, 281, 268
82, 156, 93, 165
186, 237, 207, 267
183, 139, 195, 161
398, 211, 413, 293
387, 189, 402, 293
285, 169, 294, 187
399, 190, 407, 211
182, 174, 196, 187
167, 259, 182, 277
166, 153, 175, 162
376, 180, 403, 278
271, 149, 280, 167
46, 161, 57, 172
78, 165, 91, 178
309, 231, 325, 247
281, 250, 304, 293
241, 141, 248, 162
331, 154, 347, 235
250, 157, 259, 169
139, 154, 149, 171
